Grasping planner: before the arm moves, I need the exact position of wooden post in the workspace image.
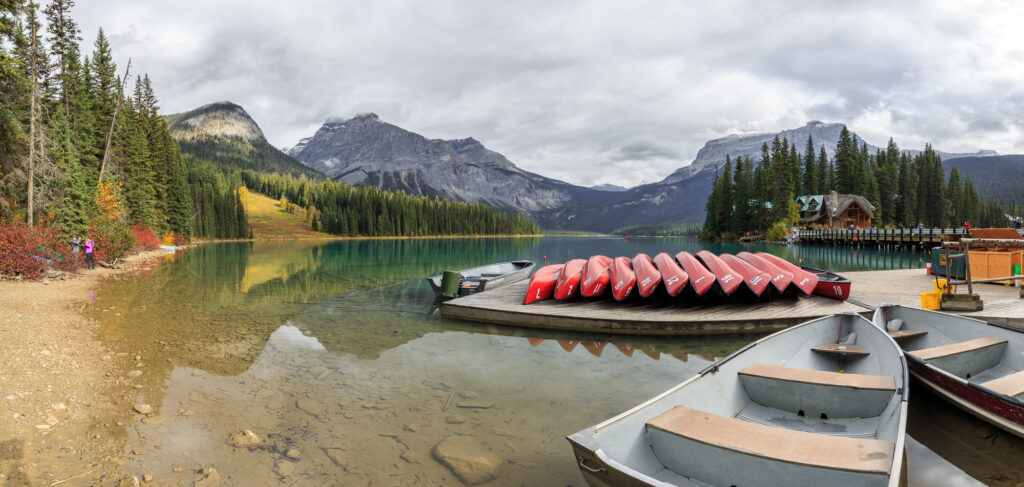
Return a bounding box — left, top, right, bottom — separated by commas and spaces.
964, 242, 973, 295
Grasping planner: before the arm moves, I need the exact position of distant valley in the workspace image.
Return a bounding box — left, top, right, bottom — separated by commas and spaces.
168, 101, 1017, 233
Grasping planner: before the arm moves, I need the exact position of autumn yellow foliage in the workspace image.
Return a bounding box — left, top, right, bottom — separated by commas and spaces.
95, 181, 124, 222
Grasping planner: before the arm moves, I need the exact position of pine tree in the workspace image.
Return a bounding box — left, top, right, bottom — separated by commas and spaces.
816, 145, 828, 193
834, 126, 856, 194
802, 135, 816, 195
947, 167, 963, 226
50, 106, 89, 234
43, 0, 79, 121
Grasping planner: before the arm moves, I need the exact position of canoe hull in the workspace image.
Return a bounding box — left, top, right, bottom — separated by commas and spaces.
524, 264, 564, 304
674, 251, 714, 297
581, 255, 614, 298
908, 363, 1024, 438
632, 254, 663, 298
802, 264, 852, 301
756, 253, 817, 296
611, 257, 637, 301
555, 259, 587, 301
719, 253, 770, 297
737, 251, 794, 295
695, 250, 742, 296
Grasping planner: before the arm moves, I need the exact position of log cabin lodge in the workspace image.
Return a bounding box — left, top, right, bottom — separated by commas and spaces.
797, 191, 875, 229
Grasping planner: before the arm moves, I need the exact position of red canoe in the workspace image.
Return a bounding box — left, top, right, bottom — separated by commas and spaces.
755, 253, 818, 296
633, 253, 664, 298
554, 259, 587, 300
719, 253, 771, 297
580, 255, 613, 298
524, 264, 564, 304
737, 251, 795, 295
801, 265, 852, 300
674, 251, 715, 296
652, 252, 688, 297
694, 250, 742, 296
610, 257, 637, 301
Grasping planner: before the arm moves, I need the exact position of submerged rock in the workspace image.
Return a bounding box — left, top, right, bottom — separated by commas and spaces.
194, 468, 221, 487
432, 436, 501, 485
323, 448, 348, 467
272, 459, 294, 477
296, 398, 323, 417
230, 430, 261, 448
133, 404, 153, 415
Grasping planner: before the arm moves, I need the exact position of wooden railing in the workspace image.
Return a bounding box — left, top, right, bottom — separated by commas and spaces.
797, 228, 970, 247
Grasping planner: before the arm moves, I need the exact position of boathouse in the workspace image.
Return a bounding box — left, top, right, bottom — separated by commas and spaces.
796, 191, 875, 229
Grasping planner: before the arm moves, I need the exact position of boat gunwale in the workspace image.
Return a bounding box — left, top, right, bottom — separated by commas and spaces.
908, 367, 1024, 438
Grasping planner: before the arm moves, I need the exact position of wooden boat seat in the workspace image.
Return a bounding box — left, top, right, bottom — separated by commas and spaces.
739, 364, 896, 418
811, 343, 870, 357
740, 364, 895, 390
647, 406, 895, 475
888, 329, 927, 340
909, 337, 1007, 361
981, 370, 1024, 397
908, 337, 1008, 379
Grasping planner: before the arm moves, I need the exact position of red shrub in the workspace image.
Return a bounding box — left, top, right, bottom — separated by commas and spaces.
0, 222, 77, 276
132, 225, 161, 250
88, 220, 136, 263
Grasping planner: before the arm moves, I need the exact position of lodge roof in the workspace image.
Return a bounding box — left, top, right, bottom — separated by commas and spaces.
796, 193, 875, 223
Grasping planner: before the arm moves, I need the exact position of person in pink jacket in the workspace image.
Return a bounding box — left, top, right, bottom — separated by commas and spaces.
84, 237, 96, 270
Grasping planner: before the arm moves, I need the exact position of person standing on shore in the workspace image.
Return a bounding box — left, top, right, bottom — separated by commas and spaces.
70, 235, 81, 267
84, 237, 95, 270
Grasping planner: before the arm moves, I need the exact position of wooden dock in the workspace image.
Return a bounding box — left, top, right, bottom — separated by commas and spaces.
797, 228, 969, 249
441, 269, 1023, 335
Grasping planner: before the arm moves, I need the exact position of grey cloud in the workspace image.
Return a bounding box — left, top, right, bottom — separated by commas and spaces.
69, 0, 1024, 187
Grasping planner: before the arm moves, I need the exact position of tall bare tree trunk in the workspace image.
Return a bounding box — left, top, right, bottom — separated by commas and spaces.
97, 58, 131, 184
27, 9, 38, 227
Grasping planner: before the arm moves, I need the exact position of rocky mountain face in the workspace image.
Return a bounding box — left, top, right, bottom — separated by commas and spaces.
535, 121, 998, 232
285, 113, 602, 214
166, 102, 322, 178
172, 101, 1002, 233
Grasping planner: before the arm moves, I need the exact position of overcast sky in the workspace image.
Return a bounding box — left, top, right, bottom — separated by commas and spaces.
72, 0, 1024, 187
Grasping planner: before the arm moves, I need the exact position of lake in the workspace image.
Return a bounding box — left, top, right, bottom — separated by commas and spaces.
84, 237, 1022, 486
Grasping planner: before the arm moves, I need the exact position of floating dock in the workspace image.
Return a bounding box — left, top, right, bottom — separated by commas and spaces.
441, 269, 1023, 335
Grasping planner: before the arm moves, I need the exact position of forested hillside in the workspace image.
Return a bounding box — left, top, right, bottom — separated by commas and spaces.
0, 1, 251, 276
241, 170, 540, 236
702, 126, 1022, 239
944, 155, 1024, 207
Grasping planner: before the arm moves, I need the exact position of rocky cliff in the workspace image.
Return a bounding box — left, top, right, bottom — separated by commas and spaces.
285, 113, 601, 214
166, 102, 323, 178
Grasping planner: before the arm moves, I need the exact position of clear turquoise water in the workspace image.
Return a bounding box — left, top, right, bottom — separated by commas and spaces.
84, 238, 1020, 486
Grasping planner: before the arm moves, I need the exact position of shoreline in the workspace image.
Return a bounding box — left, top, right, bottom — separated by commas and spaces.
0, 248, 170, 486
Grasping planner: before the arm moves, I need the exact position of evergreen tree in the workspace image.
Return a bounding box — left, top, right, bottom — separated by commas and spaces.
816, 145, 828, 193
801, 135, 816, 195
947, 167, 963, 226
42, 0, 78, 120
834, 126, 856, 194
50, 106, 89, 234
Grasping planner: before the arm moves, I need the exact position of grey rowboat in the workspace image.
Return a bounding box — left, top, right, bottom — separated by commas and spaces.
567, 311, 908, 487
427, 260, 535, 298
874, 304, 1024, 438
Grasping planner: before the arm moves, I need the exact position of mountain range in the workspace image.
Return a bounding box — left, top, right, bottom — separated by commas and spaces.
168, 101, 1012, 232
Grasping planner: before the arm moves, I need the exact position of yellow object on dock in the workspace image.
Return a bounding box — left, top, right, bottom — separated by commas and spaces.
920, 291, 941, 310
933, 279, 955, 293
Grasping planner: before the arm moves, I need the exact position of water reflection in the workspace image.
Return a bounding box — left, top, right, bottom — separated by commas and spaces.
82, 239, 1006, 486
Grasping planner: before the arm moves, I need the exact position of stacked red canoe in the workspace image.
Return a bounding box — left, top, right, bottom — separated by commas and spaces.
523, 251, 850, 304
